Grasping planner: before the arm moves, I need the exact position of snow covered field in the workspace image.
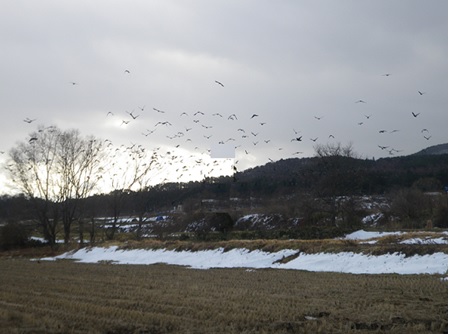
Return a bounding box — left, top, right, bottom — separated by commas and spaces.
41, 230, 448, 275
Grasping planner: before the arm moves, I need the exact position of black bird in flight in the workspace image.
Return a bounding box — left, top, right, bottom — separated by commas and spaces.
411, 112, 420, 118
423, 135, 431, 140
418, 91, 425, 95
382, 73, 391, 76
378, 145, 388, 150
69, 82, 78, 85
355, 99, 367, 103
314, 116, 323, 120
215, 80, 224, 87
310, 137, 318, 142
291, 136, 302, 142
29, 137, 38, 143
126, 111, 139, 119
153, 108, 165, 113
124, 69, 130, 74
328, 134, 335, 139
251, 114, 259, 119
23, 118, 36, 123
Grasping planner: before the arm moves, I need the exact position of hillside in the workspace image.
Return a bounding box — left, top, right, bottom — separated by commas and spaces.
412, 143, 448, 156
234, 144, 448, 195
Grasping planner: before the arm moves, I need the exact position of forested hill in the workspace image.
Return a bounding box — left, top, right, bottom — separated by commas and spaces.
411, 143, 448, 156
234, 144, 448, 194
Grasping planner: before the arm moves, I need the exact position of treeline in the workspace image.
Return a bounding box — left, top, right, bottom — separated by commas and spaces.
0, 153, 446, 222
232, 153, 447, 196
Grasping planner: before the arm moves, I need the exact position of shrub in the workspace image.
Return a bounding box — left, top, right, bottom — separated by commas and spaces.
0, 222, 31, 250
433, 196, 448, 228
389, 188, 430, 228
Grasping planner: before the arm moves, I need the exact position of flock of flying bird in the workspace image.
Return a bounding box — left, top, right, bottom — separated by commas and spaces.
15, 70, 436, 184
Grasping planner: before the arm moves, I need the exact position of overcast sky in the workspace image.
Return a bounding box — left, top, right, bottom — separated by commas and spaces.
0, 1, 447, 192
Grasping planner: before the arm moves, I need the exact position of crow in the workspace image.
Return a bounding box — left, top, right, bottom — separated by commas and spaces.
215, 80, 224, 87
126, 111, 139, 119
412, 112, 420, 118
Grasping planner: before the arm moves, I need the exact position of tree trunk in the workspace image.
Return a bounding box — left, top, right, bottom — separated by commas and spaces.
78, 219, 84, 247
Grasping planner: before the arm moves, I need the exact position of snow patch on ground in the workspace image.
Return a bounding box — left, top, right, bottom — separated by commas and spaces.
341, 229, 448, 245
41, 245, 448, 275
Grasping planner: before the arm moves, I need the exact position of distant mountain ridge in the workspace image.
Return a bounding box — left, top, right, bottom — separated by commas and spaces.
234, 143, 448, 194
412, 143, 448, 156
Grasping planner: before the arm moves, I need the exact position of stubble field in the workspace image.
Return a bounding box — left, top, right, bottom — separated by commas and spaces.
0, 258, 447, 334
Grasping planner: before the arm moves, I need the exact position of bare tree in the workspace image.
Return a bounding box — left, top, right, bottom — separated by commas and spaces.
103, 145, 160, 240
314, 141, 359, 159
56, 130, 105, 244
6, 126, 105, 246
312, 142, 362, 227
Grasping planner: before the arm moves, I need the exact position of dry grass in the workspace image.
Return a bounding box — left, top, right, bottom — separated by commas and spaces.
120, 236, 447, 257
0, 258, 446, 333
